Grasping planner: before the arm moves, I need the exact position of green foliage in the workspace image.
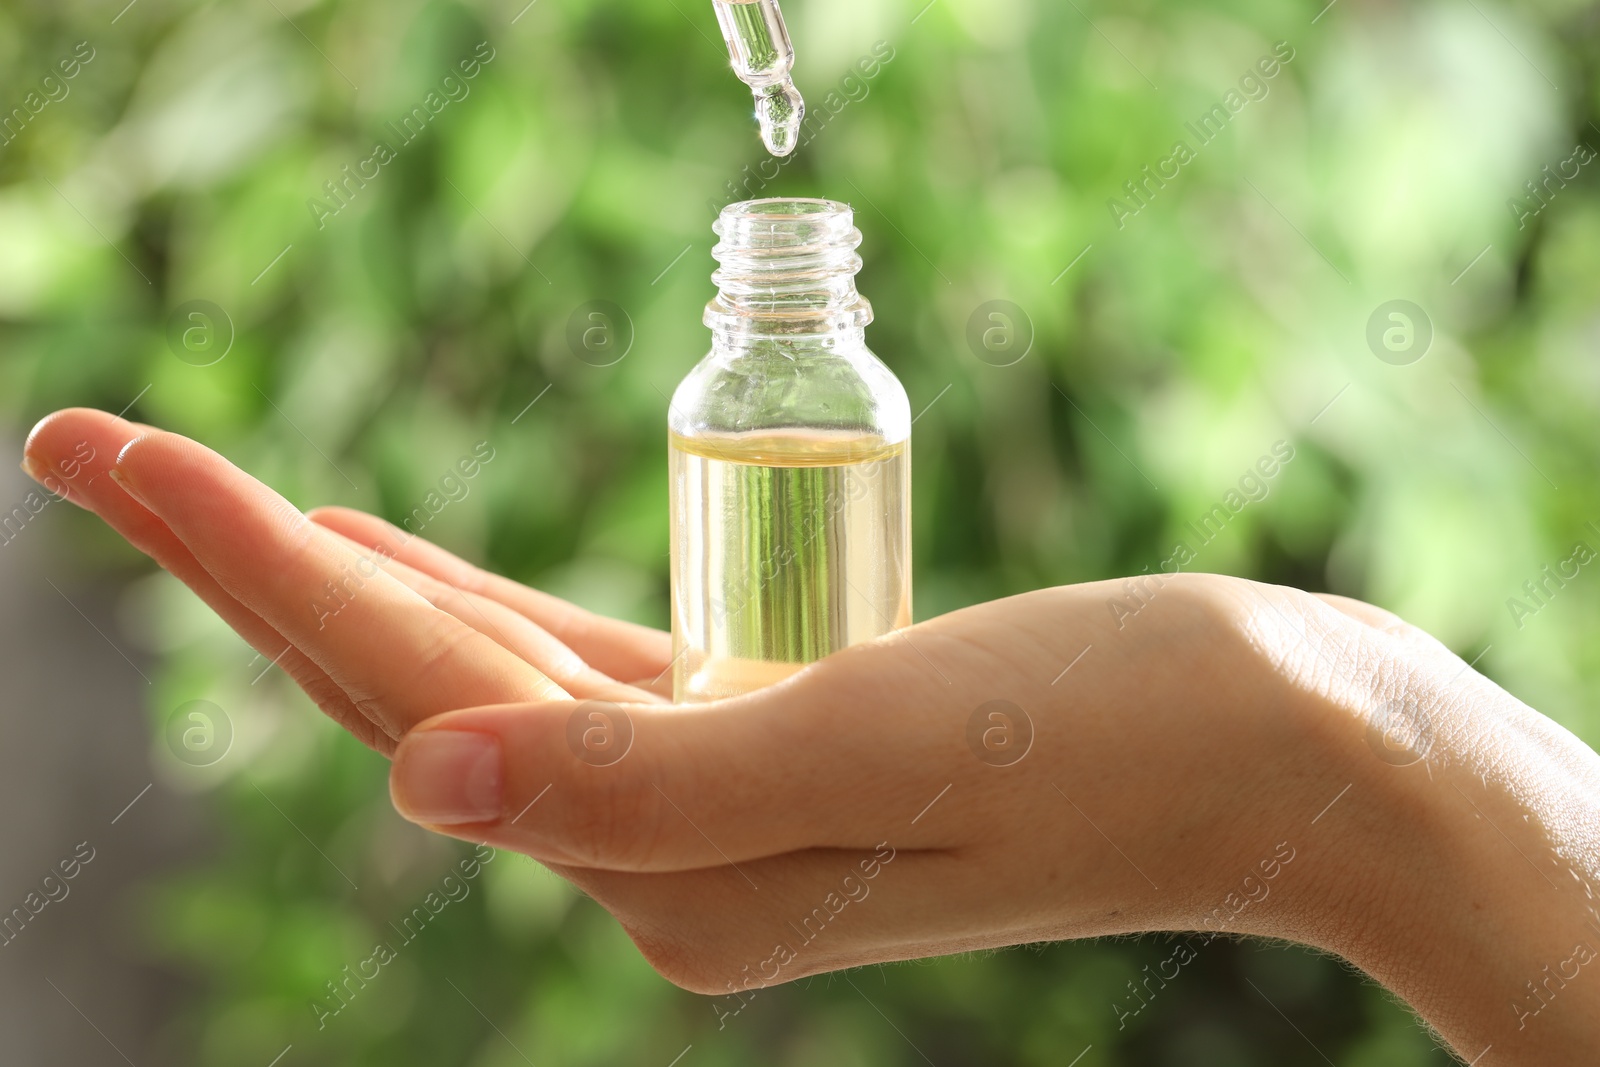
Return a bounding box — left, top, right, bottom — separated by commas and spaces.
3, 0, 1596, 1061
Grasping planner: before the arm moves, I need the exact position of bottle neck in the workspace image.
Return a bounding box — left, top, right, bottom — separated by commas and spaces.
708, 325, 867, 354
704, 198, 874, 339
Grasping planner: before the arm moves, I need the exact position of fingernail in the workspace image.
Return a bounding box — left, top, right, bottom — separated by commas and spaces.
107, 469, 152, 509
391, 730, 503, 826
19, 455, 48, 485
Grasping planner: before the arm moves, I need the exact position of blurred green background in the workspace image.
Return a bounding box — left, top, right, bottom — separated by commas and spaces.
3, 0, 1598, 1062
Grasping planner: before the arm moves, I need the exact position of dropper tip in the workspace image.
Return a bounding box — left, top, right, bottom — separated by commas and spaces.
755, 82, 805, 157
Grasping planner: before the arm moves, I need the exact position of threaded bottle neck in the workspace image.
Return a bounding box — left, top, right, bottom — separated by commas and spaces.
705, 198, 874, 337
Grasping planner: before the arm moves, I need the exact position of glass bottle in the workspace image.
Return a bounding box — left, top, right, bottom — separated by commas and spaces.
669, 198, 911, 703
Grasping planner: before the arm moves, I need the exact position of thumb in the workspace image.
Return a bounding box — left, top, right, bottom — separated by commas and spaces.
386, 639, 976, 872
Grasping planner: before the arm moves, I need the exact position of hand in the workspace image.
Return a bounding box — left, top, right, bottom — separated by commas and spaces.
23, 408, 1600, 1064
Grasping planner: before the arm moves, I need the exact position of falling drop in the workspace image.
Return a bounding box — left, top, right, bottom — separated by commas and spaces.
755, 81, 805, 157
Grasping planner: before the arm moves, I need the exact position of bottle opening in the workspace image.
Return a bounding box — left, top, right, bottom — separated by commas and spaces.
706, 198, 872, 334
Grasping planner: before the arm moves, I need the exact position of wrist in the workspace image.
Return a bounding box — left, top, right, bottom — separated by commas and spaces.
1273, 652, 1600, 1063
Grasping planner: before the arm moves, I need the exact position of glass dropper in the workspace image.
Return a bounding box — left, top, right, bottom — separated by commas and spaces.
712, 0, 806, 156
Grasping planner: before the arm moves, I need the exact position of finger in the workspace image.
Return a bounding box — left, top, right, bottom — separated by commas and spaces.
21, 410, 392, 753
314, 526, 663, 705
307, 507, 674, 687
385, 637, 969, 871
111, 430, 569, 740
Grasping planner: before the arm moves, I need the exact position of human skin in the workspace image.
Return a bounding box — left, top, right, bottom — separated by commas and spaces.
21, 407, 1600, 1064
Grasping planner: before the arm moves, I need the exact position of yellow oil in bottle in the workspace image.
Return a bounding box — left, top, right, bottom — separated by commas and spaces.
669, 429, 910, 702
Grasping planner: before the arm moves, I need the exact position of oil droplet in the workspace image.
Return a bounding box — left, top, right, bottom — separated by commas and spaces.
755, 81, 804, 157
